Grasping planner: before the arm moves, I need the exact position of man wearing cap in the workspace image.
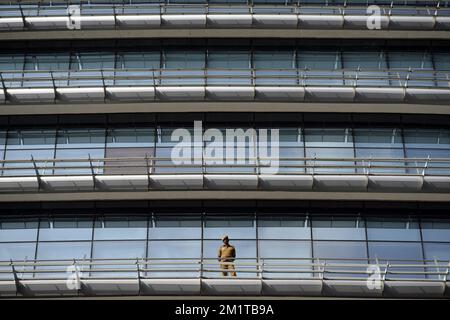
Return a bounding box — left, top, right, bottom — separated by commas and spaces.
218, 235, 237, 277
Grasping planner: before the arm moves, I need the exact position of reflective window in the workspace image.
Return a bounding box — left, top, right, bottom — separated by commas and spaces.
0, 220, 38, 242
254, 51, 295, 69
297, 51, 341, 70
94, 218, 147, 240
149, 215, 201, 239
312, 216, 366, 240
36, 242, 91, 260
423, 243, 450, 261
208, 51, 250, 69
342, 52, 387, 70
148, 240, 200, 259
368, 242, 423, 261
259, 240, 311, 259
39, 218, 93, 241
164, 51, 205, 69
92, 240, 147, 259
258, 215, 310, 239
0, 242, 36, 261
366, 218, 421, 241
421, 219, 450, 241
313, 241, 367, 260
204, 215, 255, 239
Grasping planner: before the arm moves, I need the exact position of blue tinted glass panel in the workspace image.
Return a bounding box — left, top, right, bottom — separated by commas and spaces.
36, 242, 91, 260
94, 218, 147, 240
0, 220, 38, 242
313, 241, 367, 260
312, 217, 366, 240
149, 215, 201, 239
0, 242, 36, 261
204, 215, 255, 239
39, 219, 93, 241
92, 241, 147, 259
368, 242, 423, 262
421, 220, 450, 241
423, 243, 450, 261
258, 216, 310, 239
366, 218, 421, 241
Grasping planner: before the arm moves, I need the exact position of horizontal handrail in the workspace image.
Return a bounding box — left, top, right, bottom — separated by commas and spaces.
0, 257, 448, 281
1, 2, 449, 18
0, 68, 449, 90
0, 156, 449, 176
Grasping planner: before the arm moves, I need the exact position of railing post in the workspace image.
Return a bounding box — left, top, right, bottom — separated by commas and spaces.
0, 72, 6, 93
446, 262, 450, 282
422, 155, 430, 176
384, 262, 389, 281
258, 258, 263, 280
433, 258, 442, 281
10, 260, 21, 295
145, 153, 151, 191
31, 156, 42, 190
88, 154, 96, 190
50, 71, 57, 103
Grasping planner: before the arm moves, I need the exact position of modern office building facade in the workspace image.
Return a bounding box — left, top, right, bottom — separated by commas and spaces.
0, 0, 449, 298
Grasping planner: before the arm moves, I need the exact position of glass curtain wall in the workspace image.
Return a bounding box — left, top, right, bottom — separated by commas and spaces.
0, 115, 448, 175
0, 212, 449, 279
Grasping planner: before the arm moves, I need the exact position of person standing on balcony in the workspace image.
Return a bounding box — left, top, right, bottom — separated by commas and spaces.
218, 235, 237, 277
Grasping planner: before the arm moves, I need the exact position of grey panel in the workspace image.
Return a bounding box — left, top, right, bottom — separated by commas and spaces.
150, 174, 203, 190
323, 280, 383, 297
41, 176, 94, 192
252, 15, 298, 28
207, 14, 253, 28
0, 177, 39, 192
57, 87, 105, 102
299, 15, 344, 29
0, 17, 24, 30
384, 281, 445, 298
156, 87, 205, 101
259, 174, 313, 190
306, 87, 355, 101
0, 281, 17, 297
436, 16, 450, 29
368, 176, 423, 191
202, 279, 262, 295
206, 86, 254, 101
116, 15, 161, 28
204, 174, 258, 189
106, 86, 155, 101
162, 15, 206, 28
314, 175, 368, 191
255, 87, 304, 101
406, 88, 450, 102
25, 17, 68, 29
76, 16, 115, 29
355, 87, 405, 102
389, 16, 435, 30
81, 279, 139, 296
7, 88, 55, 103
344, 15, 389, 29
0, 88, 4, 103
19, 280, 79, 297
262, 279, 322, 296
423, 176, 450, 192
96, 175, 148, 191
141, 279, 201, 295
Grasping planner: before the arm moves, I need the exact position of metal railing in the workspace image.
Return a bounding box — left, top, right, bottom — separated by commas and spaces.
1, 1, 450, 18
0, 156, 449, 177
0, 257, 448, 281
0, 68, 449, 90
